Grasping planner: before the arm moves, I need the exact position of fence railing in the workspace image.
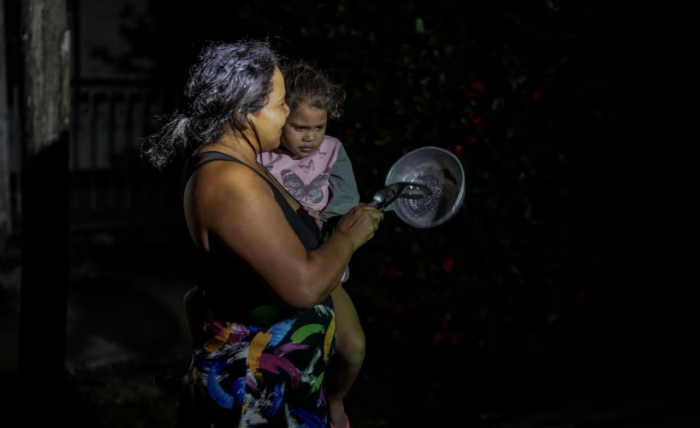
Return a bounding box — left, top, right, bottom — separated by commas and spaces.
9, 79, 185, 233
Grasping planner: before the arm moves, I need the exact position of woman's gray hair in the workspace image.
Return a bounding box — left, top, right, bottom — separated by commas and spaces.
143, 39, 281, 170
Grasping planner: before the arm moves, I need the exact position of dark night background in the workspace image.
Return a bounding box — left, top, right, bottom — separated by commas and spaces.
0, 0, 690, 427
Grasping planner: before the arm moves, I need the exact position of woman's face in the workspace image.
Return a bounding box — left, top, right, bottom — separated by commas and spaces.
280, 104, 328, 160
249, 67, 290, 152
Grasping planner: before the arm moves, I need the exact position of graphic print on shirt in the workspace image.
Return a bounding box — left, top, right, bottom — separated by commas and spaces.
281, 167, 331, 204
299, 159, 315, 173
314, 150, 327, 159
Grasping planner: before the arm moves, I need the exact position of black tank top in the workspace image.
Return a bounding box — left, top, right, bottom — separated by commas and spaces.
183, 151, 322, 326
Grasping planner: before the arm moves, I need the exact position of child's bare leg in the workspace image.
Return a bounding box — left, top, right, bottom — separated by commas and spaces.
326, 286, 366, 427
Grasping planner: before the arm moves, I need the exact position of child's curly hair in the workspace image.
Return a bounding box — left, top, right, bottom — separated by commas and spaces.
280, 60, 345, 119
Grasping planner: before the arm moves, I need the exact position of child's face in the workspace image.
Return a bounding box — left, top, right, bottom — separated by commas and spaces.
280, 104, 328, 159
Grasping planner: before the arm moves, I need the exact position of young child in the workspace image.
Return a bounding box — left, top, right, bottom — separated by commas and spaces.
261, 61, 364, 428
157, 60, 365, 428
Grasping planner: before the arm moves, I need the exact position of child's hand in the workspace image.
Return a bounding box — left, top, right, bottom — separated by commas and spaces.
303, 206, 323, 230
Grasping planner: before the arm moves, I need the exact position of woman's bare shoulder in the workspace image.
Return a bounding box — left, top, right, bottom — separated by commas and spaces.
192, 159, 271, 200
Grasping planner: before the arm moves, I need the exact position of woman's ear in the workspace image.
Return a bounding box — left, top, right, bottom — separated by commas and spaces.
234, 108, 246, 125
231, 108, 255, 134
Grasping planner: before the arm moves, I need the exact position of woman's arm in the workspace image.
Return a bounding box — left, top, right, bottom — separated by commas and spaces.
189, 161, 377, 309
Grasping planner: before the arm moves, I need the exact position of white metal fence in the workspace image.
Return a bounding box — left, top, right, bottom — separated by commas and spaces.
8, 79, 184, 232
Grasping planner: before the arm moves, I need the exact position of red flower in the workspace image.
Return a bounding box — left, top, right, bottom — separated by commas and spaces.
476, 125, 484, 133
472, 117, 484, 126
548, 327, 560, 339
387, 266, 404, 279
344, 128, 357, 136
433, 332, 461, 347
471, 80, 485, 91
465, 136, 477, 144
548, 263, 559, 270
468, 111, 475, 118
441, 313, 452, 329
454, 144, 463, 159
442, 258, 455, 274
458, 273, 469, 281
391, 301, 405, 314
448, 332, 461, 347
464, 90, 482, 98
533, 89, 543, 100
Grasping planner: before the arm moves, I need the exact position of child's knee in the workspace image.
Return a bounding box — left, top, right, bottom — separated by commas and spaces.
339, 326, 366, 365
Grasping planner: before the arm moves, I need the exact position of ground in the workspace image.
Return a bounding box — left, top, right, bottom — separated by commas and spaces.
0, 233, 689, 427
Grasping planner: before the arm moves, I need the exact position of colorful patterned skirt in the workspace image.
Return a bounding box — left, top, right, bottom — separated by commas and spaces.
177, 296, 337, 427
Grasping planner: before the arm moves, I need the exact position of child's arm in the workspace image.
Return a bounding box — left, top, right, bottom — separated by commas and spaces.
320, 144, 359, 284
320, 145, 360, 223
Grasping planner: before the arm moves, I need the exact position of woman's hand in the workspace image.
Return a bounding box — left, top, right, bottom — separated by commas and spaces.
336, 203, 384, 251
302, 206, 323, 230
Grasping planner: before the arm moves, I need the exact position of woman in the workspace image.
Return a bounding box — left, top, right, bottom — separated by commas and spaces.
144, 39, 382, 427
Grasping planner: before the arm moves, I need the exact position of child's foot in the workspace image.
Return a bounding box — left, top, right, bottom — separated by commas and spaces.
328, 398, 349, 428
153, 373, 183, 399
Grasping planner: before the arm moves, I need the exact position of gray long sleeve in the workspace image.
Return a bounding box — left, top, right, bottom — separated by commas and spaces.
319, 145, 360, 222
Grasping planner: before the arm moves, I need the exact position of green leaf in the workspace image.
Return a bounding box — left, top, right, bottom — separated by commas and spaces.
491, 98, 505, 112
544, 0, 561, 12
412, 242, 422, 255
415, 17, 425, 33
